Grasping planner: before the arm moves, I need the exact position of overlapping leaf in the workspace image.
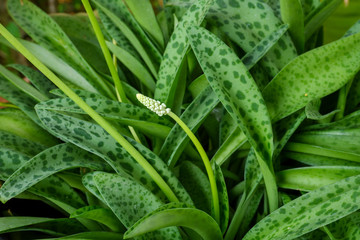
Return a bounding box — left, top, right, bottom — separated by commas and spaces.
187, 25, 273, 165
85, 172, 182, 239
243, 174, 360, 240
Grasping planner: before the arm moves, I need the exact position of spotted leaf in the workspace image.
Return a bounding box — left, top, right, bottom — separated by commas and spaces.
86, 172, 182, 239
9, 64, 57, 98
35, 108, 192, 204
243, 174, 360, 240
263, 32, 360, 122
154, 0, 214, 107
187, 25, 273, 165
36, 97, 172, 139
0, 143, 110, 203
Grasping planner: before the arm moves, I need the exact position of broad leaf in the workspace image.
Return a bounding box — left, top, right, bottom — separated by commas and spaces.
124, 203, 222, 240
187, 25, 273, 165
277, 166, 360, 191
35, 108, 192, 204
263, 32, 360, 122
70, 206, 125, 232
0, 143, 110, 203
86, 172, 182, 239
243, 174, 360, 240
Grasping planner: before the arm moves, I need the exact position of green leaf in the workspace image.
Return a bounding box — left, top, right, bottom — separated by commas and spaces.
305, 0, 342, 40
159, 86, 219, 167
52, 14, 109, 76
303, 109, 360, 131
0, 76, 39, 124
36, 97, 172, 139
0, 143, 110, 203
178, 161, 212, 214
326, 212, 360, 239
154, 0, 214, 107
344, 19, 360, 38
284, 151, 360, 166
0, 217, 87, 236
123, 0, 164, 49
212, 128, 247, 166
42, 231, 124, 240
93, 0, 159, 78
285, 142, 360, 163
0, 64, 47, 102
292, 128, 360, 155
0, 144, 86, 210
86, 172, 182, 239
243, 174, 360, 240
305, 99, 339, 120
187, 25, 273, 167
6, 39, 100, 93
0, 131, 46, 157
124, 202, 222, 240
214, 162, 229, 234
35, 109, 192, 204
9, 64, 57, 98
346, 72, 360, 113
273, 110, 306, 159
106, 42, 156, 92
7, 0, 114, 98
263, 32, 360, 122
241, 24, 290, 69
205, 0, 298, 76
0, 108, 58, 147
280, 0, 305, 53
277, 166, 360, 191
70, 206, 125, 232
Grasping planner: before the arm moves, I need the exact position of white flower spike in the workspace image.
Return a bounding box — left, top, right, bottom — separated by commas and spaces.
136, 93, 171, 117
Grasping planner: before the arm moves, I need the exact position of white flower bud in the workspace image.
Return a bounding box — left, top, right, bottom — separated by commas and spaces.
136, 93, 171, 116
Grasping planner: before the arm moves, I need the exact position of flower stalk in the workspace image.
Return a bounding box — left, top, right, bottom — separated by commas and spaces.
137, 93, 220, 223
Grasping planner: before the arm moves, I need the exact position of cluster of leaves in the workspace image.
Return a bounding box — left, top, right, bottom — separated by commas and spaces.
0, 0, 360, 239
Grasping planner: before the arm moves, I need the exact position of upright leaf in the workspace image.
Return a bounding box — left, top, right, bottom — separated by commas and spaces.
7, 0, 114, 97
187, 25, 273, 167
154, 0, 214, 107
123, 0, 164, 48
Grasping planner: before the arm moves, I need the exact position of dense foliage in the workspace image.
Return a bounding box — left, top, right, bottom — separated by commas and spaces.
0, 0, 360, 239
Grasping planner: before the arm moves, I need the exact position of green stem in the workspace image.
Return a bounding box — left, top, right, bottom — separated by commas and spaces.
81, 0, 127, 103
334, 87, 347, 121
322, 226, 337, 240
0, 23, 179, 203
334, 78, 353, 121
168, 111, 220, 224
82, 1, 143, 144
285, 142, 360, 162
